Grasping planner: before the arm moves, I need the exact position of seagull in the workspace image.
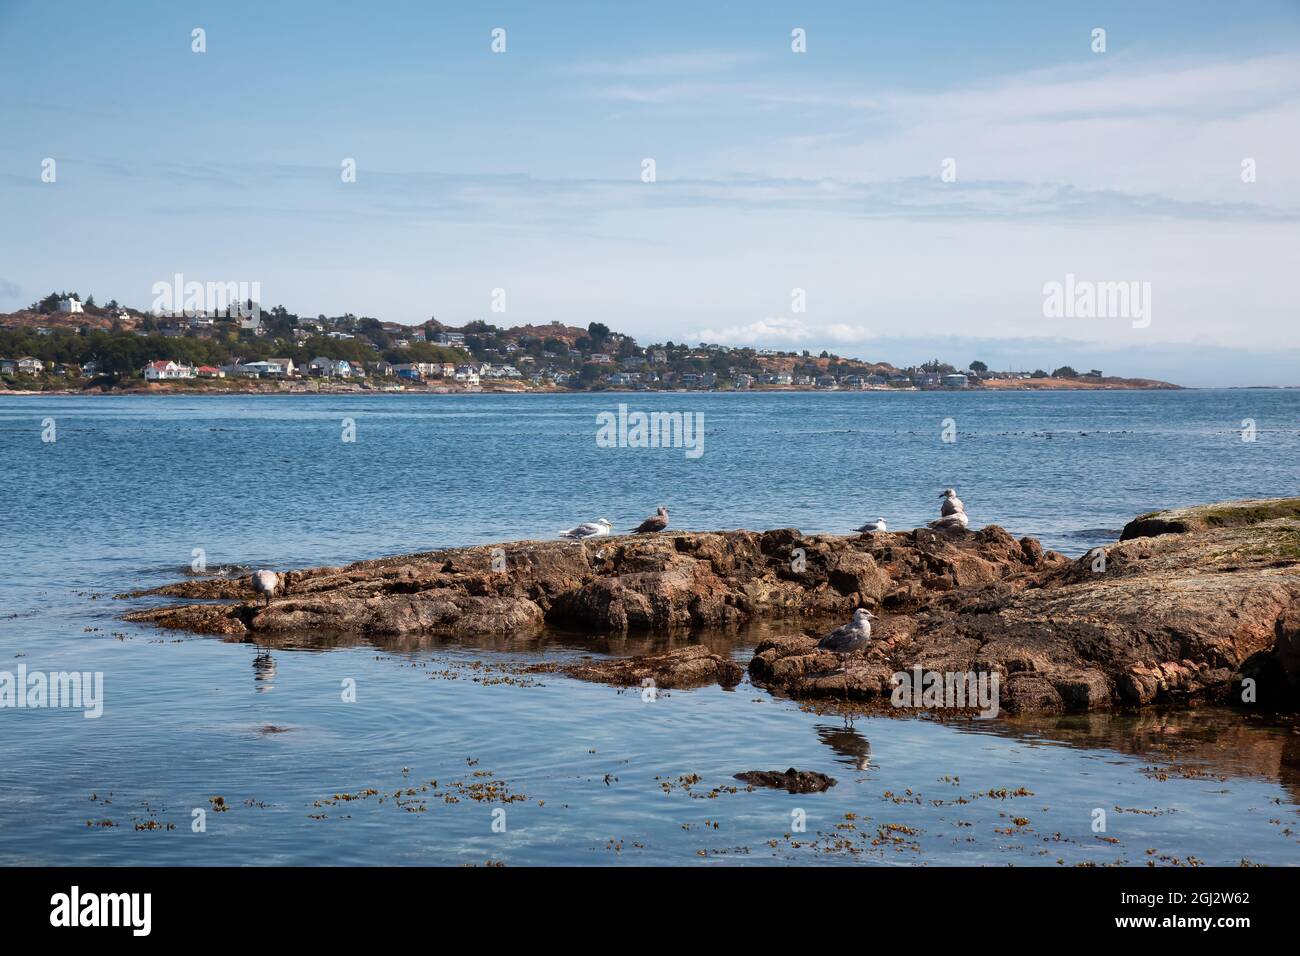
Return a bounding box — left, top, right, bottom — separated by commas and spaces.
630, 506, 669, 534
251, 569, 282, 607
819, 608, 874, 655
818, 608, 874, 705
940, 488, 965, 516
559, 518, 612, 540
856, 517, 887, 533
928, 511, 970, 531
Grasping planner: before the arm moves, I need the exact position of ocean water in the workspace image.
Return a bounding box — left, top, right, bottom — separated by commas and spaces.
0, 390, 1297, 866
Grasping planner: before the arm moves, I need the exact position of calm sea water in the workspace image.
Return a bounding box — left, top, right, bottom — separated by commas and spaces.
1, 390, 1297, 865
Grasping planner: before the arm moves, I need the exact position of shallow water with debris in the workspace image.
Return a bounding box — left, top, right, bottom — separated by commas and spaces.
1, 391, 1297, 865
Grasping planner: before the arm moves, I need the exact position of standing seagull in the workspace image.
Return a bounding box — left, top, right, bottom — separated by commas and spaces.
818, 608, 874, 704
856, 517, 887, 533
630, 506, 669, 534
939, 488, 965, 517
819, 608, 874, 656
251, 569, 282, 607
559, 518, 612, 540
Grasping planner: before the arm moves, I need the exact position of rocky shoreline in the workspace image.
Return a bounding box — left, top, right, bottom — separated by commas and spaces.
120, 498, 1300, 715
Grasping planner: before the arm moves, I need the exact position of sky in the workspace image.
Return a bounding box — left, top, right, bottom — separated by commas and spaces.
1, 0, 1298, 385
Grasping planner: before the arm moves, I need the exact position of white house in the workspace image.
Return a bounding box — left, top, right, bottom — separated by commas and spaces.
453, 364, 480, 386
57, 297, 83, 314
16, 357, 44, 375
143, 360, 196, 380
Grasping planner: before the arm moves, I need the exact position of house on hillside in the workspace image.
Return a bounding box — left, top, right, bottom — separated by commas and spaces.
392, 363, 422, 382
57, 297, 83, 314
196, 365, 224, 378
143, 360, 195, 380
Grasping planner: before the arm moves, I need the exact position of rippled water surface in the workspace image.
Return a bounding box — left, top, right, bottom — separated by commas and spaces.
1, 391, 1297, 865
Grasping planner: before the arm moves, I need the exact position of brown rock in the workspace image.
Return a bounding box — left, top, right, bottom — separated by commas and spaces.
551, 646, 743, 690
734, 768, 837, 793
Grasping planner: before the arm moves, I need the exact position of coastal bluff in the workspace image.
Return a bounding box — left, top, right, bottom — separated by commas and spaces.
121, 498, 1300, 715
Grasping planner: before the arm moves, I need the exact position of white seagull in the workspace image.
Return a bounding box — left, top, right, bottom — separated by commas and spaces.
928, 511, 970, 531
559, 518, 613, 540
856, 517, 887, 533
939, 488, 965, 517
251, 569, 282, 607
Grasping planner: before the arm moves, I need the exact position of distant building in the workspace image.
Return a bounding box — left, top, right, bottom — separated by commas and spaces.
307, 357, 336, 377
433, 332, 465, 346
942, 373, 969, 388
143, 360, 195, 380
57, 297, 83, 314
392, 363, 422, 381
196, 365, 224, 378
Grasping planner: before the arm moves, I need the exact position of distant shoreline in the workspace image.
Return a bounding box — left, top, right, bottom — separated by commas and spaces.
2, 384, 1248, 398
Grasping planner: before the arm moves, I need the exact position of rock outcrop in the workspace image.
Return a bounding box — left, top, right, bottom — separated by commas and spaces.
751, 500, 1300, 713
120, 498, 1300, 714
534, 646, 744, 690
121, 525, 1056, 639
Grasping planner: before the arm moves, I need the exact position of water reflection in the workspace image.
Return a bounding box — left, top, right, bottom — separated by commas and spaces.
208, 623, 1299, 798
814, 722, 872, 771
953, 709, 1300, 802
252, 647, 277, 693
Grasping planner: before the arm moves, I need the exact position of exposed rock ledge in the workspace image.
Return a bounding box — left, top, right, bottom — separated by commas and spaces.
120, 498, 1300, 714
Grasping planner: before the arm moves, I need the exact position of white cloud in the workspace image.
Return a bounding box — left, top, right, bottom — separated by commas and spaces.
693, 317, 872, 346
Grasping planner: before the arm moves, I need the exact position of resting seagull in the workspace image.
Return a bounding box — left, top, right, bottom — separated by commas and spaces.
856, 517, 887, 533
559, 518, 612, 540
630, 506, 669, 534
928, 511, 970, 531
251, 569, 282, 607
939, 488, 965, 517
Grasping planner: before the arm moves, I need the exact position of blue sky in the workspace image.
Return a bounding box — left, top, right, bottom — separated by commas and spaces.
2, 0, 1298, 384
